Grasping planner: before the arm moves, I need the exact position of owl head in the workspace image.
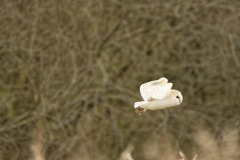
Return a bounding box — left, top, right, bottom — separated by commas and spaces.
169, 90, 183, 105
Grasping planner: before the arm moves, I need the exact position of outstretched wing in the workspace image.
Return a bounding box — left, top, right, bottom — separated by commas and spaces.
140, 77, 172, 101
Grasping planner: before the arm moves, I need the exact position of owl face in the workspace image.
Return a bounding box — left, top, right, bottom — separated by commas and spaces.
169, 90, 183, 105
173, 91, 183, 104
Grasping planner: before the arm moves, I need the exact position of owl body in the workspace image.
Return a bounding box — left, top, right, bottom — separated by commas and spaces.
134, 78, 183, 114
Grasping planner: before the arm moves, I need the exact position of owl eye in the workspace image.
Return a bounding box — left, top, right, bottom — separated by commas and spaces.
176, 96, 180, 99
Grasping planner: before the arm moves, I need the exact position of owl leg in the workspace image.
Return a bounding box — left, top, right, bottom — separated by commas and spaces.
135, 107, 147, 115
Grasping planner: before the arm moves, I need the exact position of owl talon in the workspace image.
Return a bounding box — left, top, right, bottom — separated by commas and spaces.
135, 107, 145, 115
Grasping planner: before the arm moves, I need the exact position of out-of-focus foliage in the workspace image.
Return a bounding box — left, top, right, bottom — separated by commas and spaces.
0, 0, 240, 159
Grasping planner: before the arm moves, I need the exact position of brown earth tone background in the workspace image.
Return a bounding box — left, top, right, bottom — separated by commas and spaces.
1, 0, 240, 160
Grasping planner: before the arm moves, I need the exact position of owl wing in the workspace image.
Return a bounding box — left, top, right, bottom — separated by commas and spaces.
147, 83, 173, 100
140, 77, 171, 101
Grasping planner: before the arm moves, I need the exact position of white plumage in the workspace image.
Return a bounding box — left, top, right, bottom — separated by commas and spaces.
134, 77, 183, 114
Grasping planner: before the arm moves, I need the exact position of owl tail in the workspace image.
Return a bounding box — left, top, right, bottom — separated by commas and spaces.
134, 101, 148, 114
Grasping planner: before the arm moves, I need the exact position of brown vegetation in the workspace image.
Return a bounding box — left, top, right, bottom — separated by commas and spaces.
0, 0, 240, 159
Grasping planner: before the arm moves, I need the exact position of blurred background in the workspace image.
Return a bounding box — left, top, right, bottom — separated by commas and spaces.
1, 0, 240, 160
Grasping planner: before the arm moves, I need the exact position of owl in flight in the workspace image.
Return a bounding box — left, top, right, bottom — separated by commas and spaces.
134, 77, 183, 114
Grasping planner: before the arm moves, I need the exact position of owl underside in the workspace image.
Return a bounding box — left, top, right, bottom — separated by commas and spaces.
135, 99, 175, 115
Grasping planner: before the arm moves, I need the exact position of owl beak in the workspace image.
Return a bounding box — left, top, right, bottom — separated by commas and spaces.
179, 96, 183, 103
177, 98, 181, 103
177, 96, 183, 104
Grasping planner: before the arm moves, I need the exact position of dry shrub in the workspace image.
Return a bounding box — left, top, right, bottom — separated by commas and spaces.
30, 119, 45, 160
118, 128, 239, 160
119, 144, 134, 160
194, 128, 240, 160
0, 0, 240, 159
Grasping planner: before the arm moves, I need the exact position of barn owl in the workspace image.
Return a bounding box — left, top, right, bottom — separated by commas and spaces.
134, 77, 183, 114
